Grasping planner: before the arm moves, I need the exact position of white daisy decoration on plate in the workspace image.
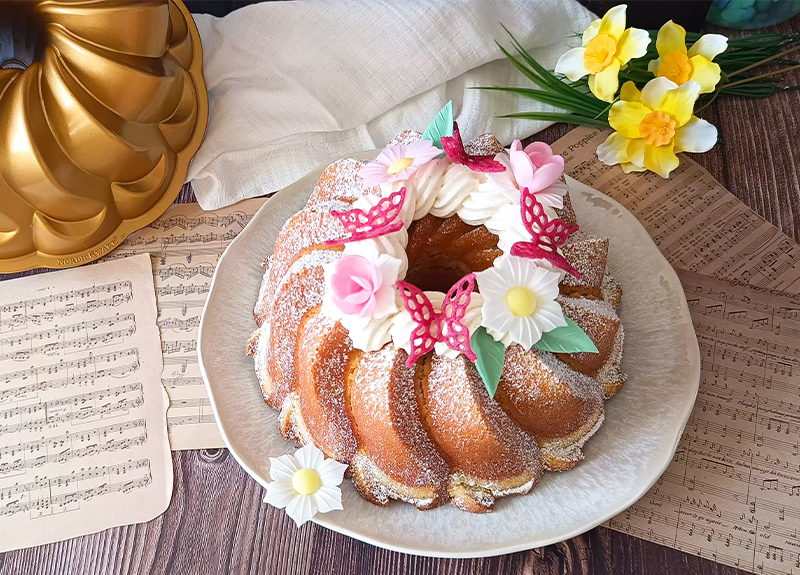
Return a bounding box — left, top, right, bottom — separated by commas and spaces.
475, 255, 566, 349
264, 444, 348, 527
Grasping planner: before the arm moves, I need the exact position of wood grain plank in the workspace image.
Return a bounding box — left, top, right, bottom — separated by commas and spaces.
1, 5, 798, 574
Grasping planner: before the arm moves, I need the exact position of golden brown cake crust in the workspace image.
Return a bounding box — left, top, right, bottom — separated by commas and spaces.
250, 134, 626, 514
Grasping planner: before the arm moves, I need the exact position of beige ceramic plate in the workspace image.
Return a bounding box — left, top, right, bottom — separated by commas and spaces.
198, 154, 700, 557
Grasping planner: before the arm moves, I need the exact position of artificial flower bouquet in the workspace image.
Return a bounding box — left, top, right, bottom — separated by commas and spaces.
484, 4, 799, 178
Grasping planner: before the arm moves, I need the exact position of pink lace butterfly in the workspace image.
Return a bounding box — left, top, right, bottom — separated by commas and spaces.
396, 273, 477, 367
441, 122, 506, 173
510, 187, 582, 278
325, 187, 406, 245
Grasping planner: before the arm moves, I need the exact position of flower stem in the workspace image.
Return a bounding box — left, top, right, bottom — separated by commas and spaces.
727, 44, 800, 78
695, 88, 722, 113
724, 63, 800, 88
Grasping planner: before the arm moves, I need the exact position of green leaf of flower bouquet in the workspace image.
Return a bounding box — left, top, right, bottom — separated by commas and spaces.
470, 326, 506, 399
421, 101, 454, 149
534, 317, 599, 354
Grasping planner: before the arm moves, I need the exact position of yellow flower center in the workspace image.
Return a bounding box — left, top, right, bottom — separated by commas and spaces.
291, 468, 321, 495
583, 34, 617, 74
657, 51, 693, 85
639, 110, 677, 147
387, 157, 414, 175
505, 286, 537, 317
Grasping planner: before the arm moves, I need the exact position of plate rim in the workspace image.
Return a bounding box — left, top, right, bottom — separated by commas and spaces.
198, 160, 700, 558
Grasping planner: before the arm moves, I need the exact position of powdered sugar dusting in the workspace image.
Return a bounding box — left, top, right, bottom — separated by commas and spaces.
266, 250, 341, 407
349, 347, 449, 500
602, 270, 623, 309
294, 312, 359, 463
309, 158, 375, 207
424, 354, 542, 487
464, 133, 505, 156
561, 231, 608, 293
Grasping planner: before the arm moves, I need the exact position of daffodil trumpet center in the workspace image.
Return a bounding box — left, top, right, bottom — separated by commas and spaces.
387, 157, 414, 175
505, 286, 537, 317
583, 34, 617, 74
292, 468, 321, 495
658, 51, 693, 85
639, 110, 677, 147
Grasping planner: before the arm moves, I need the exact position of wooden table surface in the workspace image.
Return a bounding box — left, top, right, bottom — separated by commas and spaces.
1, 4, 799, 574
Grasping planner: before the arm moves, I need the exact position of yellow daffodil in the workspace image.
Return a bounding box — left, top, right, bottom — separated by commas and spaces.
596, 79, 718, 178
647, 21, 728, 94
555, 4, 650, 103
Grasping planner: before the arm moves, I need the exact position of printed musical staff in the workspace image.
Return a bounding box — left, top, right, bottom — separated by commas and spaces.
604, 270, 800, 575
0, 254, 171, 552
101, 198, 267, 450
554, 127, 800, 295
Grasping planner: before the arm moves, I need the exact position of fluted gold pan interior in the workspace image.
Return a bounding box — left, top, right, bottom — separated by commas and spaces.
0, 0, 208, 272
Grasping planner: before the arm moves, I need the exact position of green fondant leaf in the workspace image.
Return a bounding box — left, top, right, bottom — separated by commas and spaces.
421, 101, 454, 149
534, 317, 599, 354
470, 326, 506, 398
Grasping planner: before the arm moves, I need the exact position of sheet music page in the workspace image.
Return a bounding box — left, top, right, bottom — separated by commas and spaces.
606, 269, 800, 575
102, 198, 267, 450
552, 127, 800, 294
0, 254, 171, 552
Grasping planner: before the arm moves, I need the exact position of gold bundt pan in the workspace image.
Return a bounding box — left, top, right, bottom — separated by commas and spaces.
0, 0, 208, 272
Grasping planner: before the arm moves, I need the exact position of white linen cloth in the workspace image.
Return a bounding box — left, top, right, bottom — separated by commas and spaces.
189, 0, 595, 209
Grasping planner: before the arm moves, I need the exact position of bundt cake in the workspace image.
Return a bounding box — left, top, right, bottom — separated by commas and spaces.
0, 0, 207, 272
248, 111, 626, 513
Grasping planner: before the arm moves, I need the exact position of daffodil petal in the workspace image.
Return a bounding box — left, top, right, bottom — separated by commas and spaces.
656, 20, 687, 58
588, 58, 620, 103
596, 132, 631, 166
582, 19, 602, 46
598, 4, 627, 41
688, 33, 728, 60
621, 162, 648, 173
608, 101, 650, 138
627, 138, 645, 167
641, 77, 678, 110
620, 81, 642, 103
674, 117, 718, 153
658, 81, 700, 126
644, 144, 680, 178
647, 58, 661, 74
555, 47, 589, 81
615, 27, 650, 65
689, 55, 721, 93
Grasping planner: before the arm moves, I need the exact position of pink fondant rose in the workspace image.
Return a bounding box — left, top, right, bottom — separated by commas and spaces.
487, 140, 568, 211
323, 254, 400, 320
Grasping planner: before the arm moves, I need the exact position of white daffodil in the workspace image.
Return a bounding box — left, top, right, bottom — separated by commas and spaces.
554, 4, 651, 102
475, 255, 566, 349
264, 444, 347, 527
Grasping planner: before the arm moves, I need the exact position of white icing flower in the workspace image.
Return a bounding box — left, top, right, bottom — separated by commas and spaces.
264, 444, 347, 527
475, 255, 566, 349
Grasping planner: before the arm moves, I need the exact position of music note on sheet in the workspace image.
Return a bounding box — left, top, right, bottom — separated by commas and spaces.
552, 127, 800, 295
606, 270, 800, 575
0, 255, 171, 552
101, 198, 267, 450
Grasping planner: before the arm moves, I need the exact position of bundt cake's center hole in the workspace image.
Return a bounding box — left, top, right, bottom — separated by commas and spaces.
0, 3, 46, 71
403, 214, 501, 293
